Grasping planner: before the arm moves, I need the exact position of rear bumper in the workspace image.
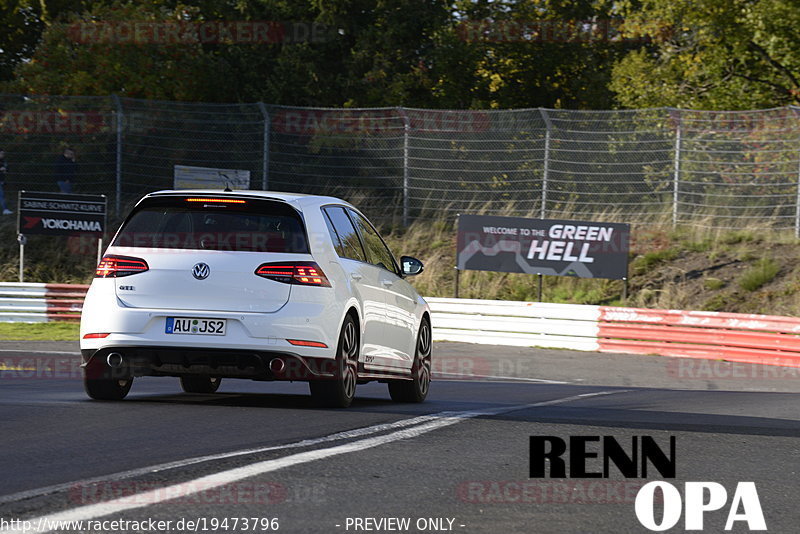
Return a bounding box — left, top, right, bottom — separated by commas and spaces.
81, 346, 338, 382
80, 279, 342, 357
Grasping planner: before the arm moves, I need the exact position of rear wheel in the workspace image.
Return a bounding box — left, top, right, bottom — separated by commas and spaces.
388, 319, 432, 403
310, 315, 358, 408
84, 377, 133, 401
180, 376, 221, 394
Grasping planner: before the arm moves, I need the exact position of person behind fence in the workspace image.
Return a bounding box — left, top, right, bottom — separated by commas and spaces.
0, 149, 12, 215
55, 147, 77, 193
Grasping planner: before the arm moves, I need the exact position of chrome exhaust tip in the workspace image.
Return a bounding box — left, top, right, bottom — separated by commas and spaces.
106, 352, 124, 368
269, 358, 285, 373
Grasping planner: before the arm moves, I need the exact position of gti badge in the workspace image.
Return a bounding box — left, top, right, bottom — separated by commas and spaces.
192, 262, 210, 280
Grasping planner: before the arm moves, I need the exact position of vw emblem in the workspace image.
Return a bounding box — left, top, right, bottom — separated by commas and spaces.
192, 263, 210, 280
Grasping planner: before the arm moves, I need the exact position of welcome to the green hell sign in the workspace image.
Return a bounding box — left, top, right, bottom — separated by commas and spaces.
457, 214, 630, 280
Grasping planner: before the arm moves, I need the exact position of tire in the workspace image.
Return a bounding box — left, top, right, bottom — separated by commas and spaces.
388, 318, 432, 403
84, 377, 133, 401
309, 315, 358, 408
180, 376, 221, 394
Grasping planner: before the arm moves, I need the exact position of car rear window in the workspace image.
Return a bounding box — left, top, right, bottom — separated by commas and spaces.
112, 196, 308, 253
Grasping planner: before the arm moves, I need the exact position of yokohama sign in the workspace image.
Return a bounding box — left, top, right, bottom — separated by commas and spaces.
18, 191, 107, 237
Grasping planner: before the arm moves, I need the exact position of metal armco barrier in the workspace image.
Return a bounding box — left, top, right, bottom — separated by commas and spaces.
3, 288, 800, 368
428, 298, 601, 351
428, 297, 800, 368
596, 307, 800, 367
0, 282, 88, 322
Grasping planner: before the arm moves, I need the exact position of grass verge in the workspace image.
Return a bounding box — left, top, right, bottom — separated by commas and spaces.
0, 322, 79, 341
738, 258, 779, 292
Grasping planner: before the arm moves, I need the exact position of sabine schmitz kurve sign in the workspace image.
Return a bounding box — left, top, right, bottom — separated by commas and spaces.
456, 214, 630, 280
17, 191, 107, 237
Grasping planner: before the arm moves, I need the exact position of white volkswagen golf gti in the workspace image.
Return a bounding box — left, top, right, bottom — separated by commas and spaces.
80, 190, 431, 408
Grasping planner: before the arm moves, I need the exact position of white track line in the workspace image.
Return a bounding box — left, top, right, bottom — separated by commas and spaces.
433, 372, 569, 384
2, 390, 626, 534
0, 350, 79, 355
0, 412, 446, 505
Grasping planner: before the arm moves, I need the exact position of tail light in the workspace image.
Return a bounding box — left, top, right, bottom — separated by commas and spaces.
96, 255, 149, 278
185, 198, 246, 204
255, 262, 331, 287
287, 339, 328, 348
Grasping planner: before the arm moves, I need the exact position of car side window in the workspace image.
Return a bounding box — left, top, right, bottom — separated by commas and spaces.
347, 209, 399, 275
322, 210, 344, 253
322, 207, 367, 262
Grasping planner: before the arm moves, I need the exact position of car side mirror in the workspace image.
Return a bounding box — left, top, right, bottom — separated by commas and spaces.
401, 256, 424, 277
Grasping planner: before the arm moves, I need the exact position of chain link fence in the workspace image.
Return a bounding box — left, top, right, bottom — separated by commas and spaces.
2, 94, 800, 231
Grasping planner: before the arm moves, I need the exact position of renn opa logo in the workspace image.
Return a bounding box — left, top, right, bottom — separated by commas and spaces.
529, 435, 766, 531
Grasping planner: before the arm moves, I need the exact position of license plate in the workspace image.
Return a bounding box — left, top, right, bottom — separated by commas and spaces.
165, 317, 226, 336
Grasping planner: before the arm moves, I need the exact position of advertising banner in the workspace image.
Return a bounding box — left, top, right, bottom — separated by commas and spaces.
456, 214, 630, 280
17, 191, 107, 237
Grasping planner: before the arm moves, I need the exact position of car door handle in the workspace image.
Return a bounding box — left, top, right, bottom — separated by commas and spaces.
381, 280, 393, 287
351, 273, 363, 281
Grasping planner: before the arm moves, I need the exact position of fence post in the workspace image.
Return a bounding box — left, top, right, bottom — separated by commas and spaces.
399, 107, 411, 226
796, 143, 800, 239
790, 106, 800, 238
111, 95, 123, 215
539, 109, 552, 219
257, 103, 270, 190
671, 108, 682, 228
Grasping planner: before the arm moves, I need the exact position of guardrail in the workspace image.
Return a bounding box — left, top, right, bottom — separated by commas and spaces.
428, 298, 601, 351
428, 297, 800, 368
0, 283, 88, 322
3, 288, 800, 368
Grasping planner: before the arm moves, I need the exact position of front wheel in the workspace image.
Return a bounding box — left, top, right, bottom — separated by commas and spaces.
84, 377, 133, 400
310, 315, 359, 408
388, 319, 432, 403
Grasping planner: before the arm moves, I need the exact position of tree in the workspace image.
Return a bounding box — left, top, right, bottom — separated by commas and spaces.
4, 0, 668, 110
611, 0, 800, 109
0, 0, 88, 83
4, 2, 235, 100
430, 0, 642, 109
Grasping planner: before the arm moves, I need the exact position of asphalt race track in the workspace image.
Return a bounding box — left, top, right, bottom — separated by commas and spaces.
1, 340, 799, 533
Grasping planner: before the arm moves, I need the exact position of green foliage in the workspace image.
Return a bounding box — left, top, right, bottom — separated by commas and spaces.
443, 0, 637, 109
2, 0, 458, 105
702, 293, 728, 311
686, 240, 711, 252
0, 321, 78, 340
611, 0, 800, 109
1, 0, 650, 108
737, 250, 758, 262
3, 0, 800, 109
739, 258, 779, 291
631, 249, 678, 275
721, 231, 757, 245
6, 3, 233, 100
703, 277, 725, 290
0, 0, 89, 82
